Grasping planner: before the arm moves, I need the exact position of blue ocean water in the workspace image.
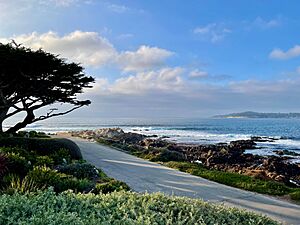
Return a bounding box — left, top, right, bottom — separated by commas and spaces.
7, 117, 300, 159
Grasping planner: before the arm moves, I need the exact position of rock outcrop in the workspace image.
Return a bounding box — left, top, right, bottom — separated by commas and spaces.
71, 129, 300, 186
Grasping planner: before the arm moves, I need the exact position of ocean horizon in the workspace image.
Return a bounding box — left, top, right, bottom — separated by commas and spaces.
7, 117, 300, 161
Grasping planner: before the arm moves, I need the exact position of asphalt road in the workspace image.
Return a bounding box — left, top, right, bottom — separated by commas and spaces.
71, 137, 300, 225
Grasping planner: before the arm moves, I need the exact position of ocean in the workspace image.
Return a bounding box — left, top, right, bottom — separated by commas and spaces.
6, 117, 300, 161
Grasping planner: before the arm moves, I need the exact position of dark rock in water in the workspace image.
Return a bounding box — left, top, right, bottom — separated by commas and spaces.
274, 150, 284, 156
251, 136, 279, 142
148, 135, 158, 138
274, 150, 300, 157
161, 135, 170, 139
229, 140, 256, 150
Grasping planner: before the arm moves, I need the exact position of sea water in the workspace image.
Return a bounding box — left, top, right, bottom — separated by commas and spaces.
5, 117, 300, 159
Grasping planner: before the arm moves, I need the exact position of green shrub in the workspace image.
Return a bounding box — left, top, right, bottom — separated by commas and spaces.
3, 174, 44, 194
15, 131, 50, 138
28, 166, 93, 193
0, 154, 8, 177
0, 146, 36, 163
93, 179, 130, 194
0, 137, 82, 159
290, 190, 300, 201
49, 148, 71, 165
56, 163, 99, 179
147, 149, 185, 162
35, 156, 54, 167
5, 153, 31, 177
0, 189, 279, 225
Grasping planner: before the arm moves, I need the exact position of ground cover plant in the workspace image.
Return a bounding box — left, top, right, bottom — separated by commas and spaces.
0, 189, 279, 225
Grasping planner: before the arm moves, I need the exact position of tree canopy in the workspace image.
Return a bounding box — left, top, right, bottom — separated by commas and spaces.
0, 42, 95, 133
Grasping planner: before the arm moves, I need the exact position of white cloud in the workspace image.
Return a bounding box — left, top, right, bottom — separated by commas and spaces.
229, 79, 290, 94
193, 23, 231, 43
0, 31, 117, 67
107, 4, 130, 13
117, 45, 174, 72
40, 0, 79, 7
252, 17, 281, 29
109, 67, 184, 94
189, 69, 209, 78
269, 45, 300, 60
83, 75, 300, 117
0, 31, 173, 71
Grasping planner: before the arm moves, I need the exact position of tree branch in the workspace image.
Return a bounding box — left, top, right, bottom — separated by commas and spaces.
32, 105, 84, 122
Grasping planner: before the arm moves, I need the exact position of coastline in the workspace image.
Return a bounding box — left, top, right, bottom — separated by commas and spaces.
64, 128, 300, 203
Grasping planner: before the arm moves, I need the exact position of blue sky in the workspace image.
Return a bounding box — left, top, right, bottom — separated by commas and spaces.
1, 0, 300, 118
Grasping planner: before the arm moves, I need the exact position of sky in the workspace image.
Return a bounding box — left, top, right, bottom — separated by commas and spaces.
1, 0, 300, 119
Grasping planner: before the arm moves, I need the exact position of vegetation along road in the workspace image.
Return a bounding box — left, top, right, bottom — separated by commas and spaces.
71, 137, 300, 225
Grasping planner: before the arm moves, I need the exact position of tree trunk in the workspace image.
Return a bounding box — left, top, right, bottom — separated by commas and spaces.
6, 110, 35, 134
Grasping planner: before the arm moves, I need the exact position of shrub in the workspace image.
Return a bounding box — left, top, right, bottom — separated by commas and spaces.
56, 163, 99, 179
3, 174, 44, 194
5, 153, 31, 177
0, 189, 279, 225
290, 190, 300, 201
28, 166, 93, 193
0, 137, 82, 159
35, 156, 54, 167
0, 146, 36, 163
0, 154, 8, 177
49, 148, 71, 165
93, 179, 130, 194
148, 149, 185, 162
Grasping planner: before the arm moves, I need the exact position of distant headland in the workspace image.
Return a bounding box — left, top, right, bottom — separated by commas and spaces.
214, 111, 300, 119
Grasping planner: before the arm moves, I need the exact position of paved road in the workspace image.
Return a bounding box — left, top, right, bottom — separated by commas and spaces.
72, 137, 300, 225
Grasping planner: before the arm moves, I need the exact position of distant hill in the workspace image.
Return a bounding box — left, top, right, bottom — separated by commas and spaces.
214, 111, 300, 119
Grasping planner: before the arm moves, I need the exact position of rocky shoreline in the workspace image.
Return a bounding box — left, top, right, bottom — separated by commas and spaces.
70, 128, 300, 187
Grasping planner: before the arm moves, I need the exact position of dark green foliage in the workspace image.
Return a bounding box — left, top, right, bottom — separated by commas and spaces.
27, 166, 93, 193
56, 163, 99, 179
0, 137, 129, 195
0, 154, 8, 176
0, 42, 94, 133
146, 149, 185, 162
15, 131, 50, 138
290, 190, 300, 201
49, 148, 71, 165
93, 179, 130, 194
5, 153, 31, 177
0, 137, 82, 159
35, 156, 54, 167
0, 146, 37, 163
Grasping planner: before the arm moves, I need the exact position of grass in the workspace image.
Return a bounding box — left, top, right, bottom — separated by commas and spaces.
164, 161, 300, 200
0, 189, 279, 225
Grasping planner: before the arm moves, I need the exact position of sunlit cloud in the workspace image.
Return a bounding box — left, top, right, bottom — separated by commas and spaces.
269, 45, 300, 60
